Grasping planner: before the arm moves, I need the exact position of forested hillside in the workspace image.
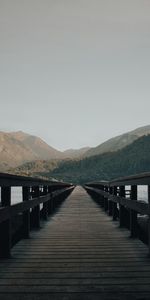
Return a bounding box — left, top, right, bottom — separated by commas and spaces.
47, 135, 150, 184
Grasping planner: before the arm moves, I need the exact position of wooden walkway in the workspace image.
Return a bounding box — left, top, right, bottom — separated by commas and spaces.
0, 186, 150, 300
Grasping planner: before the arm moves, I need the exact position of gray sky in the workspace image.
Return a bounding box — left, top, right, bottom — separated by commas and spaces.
0, 0, 150, 151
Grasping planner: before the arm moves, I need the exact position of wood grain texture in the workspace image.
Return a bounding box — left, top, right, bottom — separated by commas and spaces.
0, 186, 150, 300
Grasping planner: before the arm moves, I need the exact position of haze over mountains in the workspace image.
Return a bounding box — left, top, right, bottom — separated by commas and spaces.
0, 131, 64, 171
63, 147, 90, 158
0, 131, 91, 171
48, 135, 150, 184
12, 132, 150, 184
0, 125, 150, 180
84, 125, 150, 157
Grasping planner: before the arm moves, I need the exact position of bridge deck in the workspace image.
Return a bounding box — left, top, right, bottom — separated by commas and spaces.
0, 186, 150, 299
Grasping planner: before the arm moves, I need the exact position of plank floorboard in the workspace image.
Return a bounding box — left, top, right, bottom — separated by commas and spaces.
0, 186, 150, 299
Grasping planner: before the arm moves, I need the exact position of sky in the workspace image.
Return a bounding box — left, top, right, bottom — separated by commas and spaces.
0, 0, 150, 151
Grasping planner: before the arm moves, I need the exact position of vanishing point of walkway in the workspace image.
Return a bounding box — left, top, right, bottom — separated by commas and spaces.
0, 186, 150, 300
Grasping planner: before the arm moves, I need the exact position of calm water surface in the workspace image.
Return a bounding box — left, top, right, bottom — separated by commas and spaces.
0, 186, 149, 205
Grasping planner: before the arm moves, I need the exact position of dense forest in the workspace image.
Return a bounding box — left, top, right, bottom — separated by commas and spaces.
44, 135, 150, 184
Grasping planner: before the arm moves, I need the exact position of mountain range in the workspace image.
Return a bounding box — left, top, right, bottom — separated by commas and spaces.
12, 134, 150, 183
0, 131, 89, 171
63, 147, 90, 158
0, 131, 63, 171
45, 134, 150, 184
84, 125, 150, 157
1, 125, 150, 179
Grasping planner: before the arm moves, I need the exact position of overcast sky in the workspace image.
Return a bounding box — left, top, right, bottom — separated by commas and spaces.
0, 0, 150, 150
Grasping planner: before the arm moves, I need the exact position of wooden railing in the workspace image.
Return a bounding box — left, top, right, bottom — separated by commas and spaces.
0, 173, 74, 258
84, 172, 150, 255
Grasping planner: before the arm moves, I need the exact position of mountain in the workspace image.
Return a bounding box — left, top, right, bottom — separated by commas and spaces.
1, 125, 150, 174
63, 147, 90, 158
45, 135, 150, 184
85, 125, 150, 157
11, 131, 64, 160
9, 159, 61, 178
0, 131, 64, 170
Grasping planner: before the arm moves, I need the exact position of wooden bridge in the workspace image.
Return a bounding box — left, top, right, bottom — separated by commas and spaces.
0, 173, 150, 299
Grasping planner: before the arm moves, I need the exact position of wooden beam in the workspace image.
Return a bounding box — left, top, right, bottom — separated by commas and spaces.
130, 185, 138, 238
42, 186, 48, 220
112, 186, 118, 221
119, 186, 126, 228
22, 187, 30, 239
0, 187, 11, 258
31, 186, 40, 229
148, 185, 150, 257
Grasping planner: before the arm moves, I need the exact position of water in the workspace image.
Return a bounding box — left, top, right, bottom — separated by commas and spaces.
0, 185, 148, 205
11, 187, 23, 204
125, 185, 148, 202
0, 187, 45, 211
137, 185, 148, 202
0, 187, 22, 205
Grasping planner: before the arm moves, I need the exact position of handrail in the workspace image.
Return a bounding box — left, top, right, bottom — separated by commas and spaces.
84, 171, 150, 256
0, 172, 71, 187
85, 186, 149, 215
110, 172, 150, 186
0, 172, 74, 258
0, 187, 73, 223
86, 171, 150, 187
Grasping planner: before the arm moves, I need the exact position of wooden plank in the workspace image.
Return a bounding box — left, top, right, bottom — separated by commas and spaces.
0, 186, 149, 299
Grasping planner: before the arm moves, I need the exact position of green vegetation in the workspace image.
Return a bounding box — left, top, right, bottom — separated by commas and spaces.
10, 159, 61, 178
47, 135, 150, 184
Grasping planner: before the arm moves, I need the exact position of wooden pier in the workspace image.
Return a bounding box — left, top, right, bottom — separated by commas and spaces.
0, 175, 150, 299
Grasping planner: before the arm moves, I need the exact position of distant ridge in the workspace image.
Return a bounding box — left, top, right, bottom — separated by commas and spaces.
63, 147, 90, 158
84, 125, 150, 157
0, 131, 64, 170
0, 131, 91, 171
1, 125, 150, 173
12, 131, 64, 160
48, 134, 150, 184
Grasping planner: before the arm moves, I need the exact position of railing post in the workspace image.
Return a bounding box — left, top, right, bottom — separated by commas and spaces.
108, 187, 113, 216
0, 187, 11, 258
130, 185, 138, 238
22, 186, 30, 239
104, 186, 108, 212
148, 186, 150, 256
32, 186, 40, 229
43, 186, 48, 220
48, 186, 52, 215
112, 186, 118, 221
119, 186, 126, 227
100, 185, 105, 208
